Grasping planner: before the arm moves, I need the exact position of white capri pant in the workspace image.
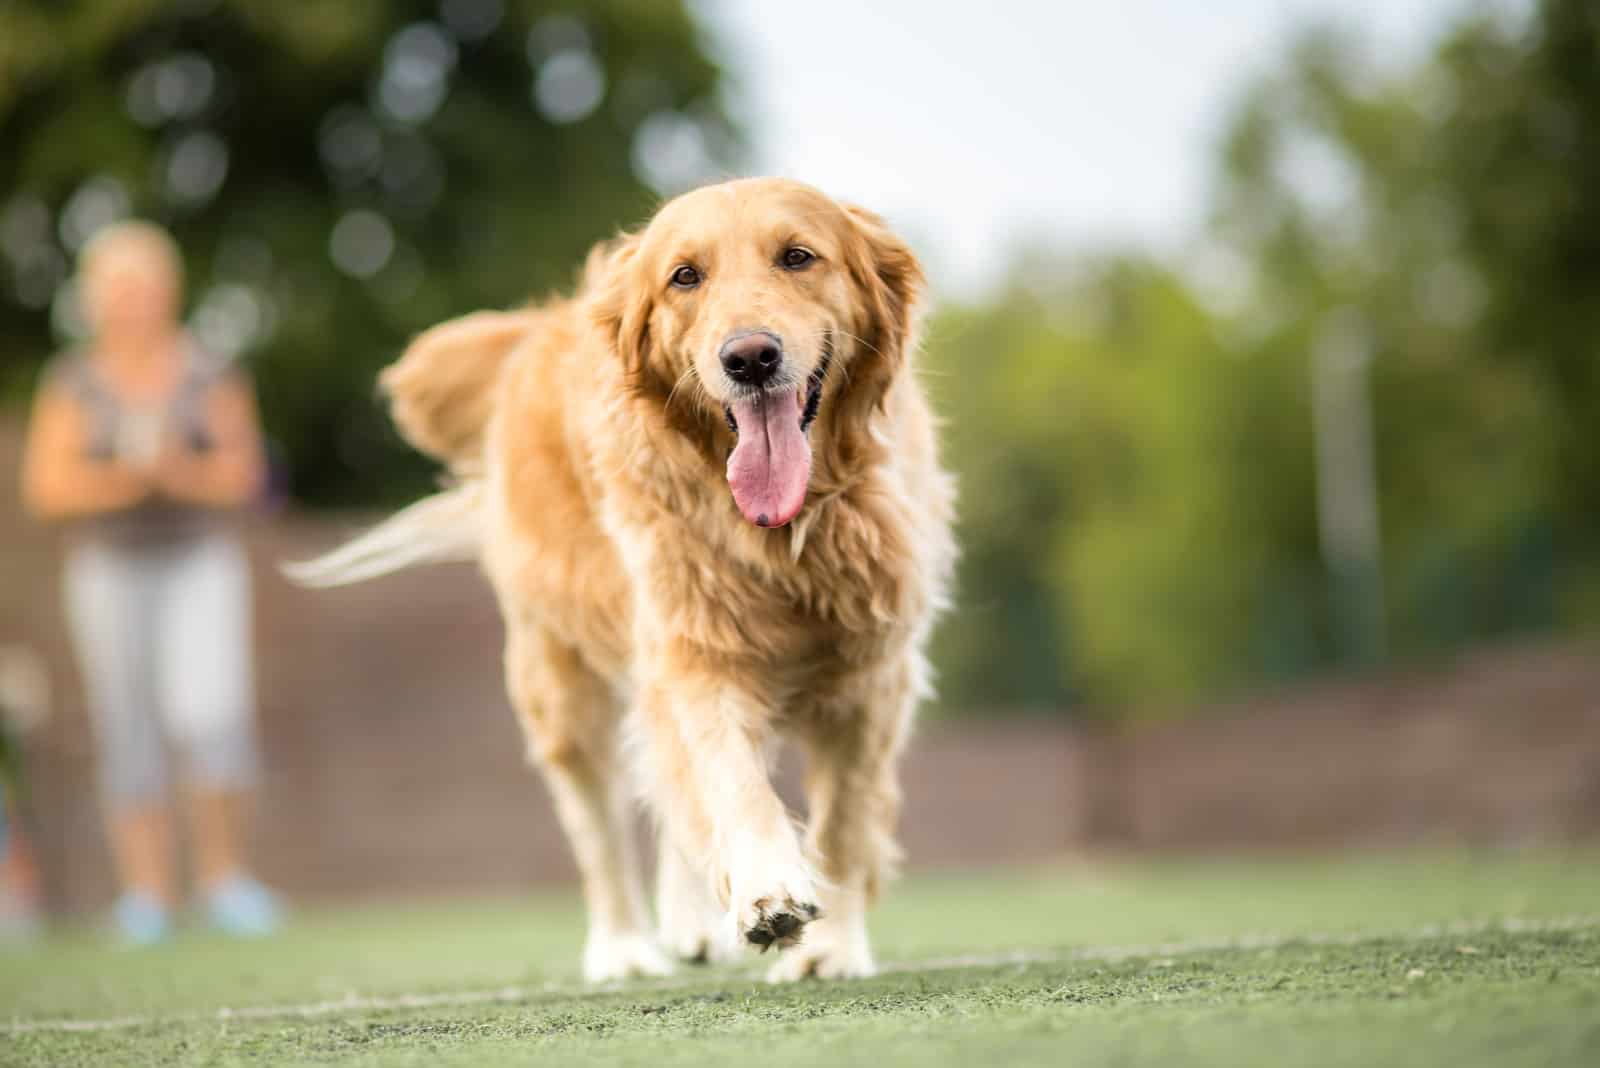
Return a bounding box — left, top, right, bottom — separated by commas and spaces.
64, 534, 260, 805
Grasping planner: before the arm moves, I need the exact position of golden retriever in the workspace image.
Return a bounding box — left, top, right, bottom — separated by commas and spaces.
296, 178, 955, 982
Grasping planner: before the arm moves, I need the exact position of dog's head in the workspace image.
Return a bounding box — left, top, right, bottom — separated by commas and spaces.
593, 178, 925, 528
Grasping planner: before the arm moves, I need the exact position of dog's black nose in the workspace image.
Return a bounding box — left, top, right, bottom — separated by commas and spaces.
720, 331, 783, 386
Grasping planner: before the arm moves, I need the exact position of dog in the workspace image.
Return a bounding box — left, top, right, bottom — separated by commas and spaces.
294, 178, 955, 982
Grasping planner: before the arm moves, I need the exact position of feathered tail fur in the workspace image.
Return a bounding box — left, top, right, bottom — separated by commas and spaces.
282, 482, 484, 587
284, 309, 535, 588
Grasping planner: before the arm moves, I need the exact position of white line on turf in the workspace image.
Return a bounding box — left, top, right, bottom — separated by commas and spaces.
6, 914, 1595, 1035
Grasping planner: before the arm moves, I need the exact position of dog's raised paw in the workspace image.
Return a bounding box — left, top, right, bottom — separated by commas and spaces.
741, 897, 821, 952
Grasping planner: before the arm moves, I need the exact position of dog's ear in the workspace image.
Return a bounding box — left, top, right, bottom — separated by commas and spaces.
587, 231, 652, 380
844, 205, 926, 390
835, 206, 926, 453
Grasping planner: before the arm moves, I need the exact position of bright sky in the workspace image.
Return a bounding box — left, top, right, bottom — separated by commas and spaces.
694, 0, 1515, 293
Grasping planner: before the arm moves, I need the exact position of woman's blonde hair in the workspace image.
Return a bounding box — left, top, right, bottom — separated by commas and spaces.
78, 219, 184, 293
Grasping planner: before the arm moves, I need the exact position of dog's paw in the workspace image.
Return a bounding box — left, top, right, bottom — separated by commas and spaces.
662, 925, 738, 966
582, 931, 676, 983
764, 920, 876, 982
658, 855, 737, 965
741, 896, 821, 952
725, 844, 820, 953
731, 873, 821, 953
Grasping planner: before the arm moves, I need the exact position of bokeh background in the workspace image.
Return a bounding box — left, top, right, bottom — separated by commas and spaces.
2, 0, 1598, 916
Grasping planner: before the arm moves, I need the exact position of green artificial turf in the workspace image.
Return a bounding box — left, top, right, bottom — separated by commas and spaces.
4, 851, 1598, 1066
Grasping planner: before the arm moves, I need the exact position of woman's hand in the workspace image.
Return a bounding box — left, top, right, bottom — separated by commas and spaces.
149, 375, 267, 509
149, 441, 210, 501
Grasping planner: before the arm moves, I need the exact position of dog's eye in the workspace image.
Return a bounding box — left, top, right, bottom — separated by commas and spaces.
780, 247, 815, 270
670, 265, 701, 289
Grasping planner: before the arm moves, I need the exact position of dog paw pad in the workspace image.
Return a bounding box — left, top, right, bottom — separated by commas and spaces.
743, 898, 821, 952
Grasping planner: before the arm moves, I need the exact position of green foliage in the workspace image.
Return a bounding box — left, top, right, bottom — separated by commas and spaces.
1434, 0, 1600, 589
1206, 9, 1586, 654
0, 0, 737, 504
929, 0, 1600, 713
927, 257, 1323, 712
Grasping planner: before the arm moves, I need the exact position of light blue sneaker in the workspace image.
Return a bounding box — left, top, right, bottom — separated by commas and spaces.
204, 875, 282, 938
112, 892, 172, 946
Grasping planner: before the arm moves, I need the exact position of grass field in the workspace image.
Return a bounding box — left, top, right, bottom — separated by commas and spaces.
4, 851, 1598, 1067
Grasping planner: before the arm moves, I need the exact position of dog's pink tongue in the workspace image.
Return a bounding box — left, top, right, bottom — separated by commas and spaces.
726, 391, 810, 527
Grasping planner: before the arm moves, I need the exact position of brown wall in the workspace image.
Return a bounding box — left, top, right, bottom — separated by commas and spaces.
3, 420, 1598, 916
1085, 643, 1600, 850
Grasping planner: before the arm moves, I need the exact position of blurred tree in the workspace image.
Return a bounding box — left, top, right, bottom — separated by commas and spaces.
926, 255, 1322, 714
1208, 12, 1573, 663
0, 0, 738, 505
928, 0, 1599, 713
1434, 0, 1600, 614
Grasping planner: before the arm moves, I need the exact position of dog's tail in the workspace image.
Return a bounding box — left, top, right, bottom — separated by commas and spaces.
283, 481, 484, 588
285, 309, 533, 588
381, 308, 535, 470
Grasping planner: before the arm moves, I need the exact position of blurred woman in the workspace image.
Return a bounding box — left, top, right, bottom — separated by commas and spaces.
19, 221, 280, 943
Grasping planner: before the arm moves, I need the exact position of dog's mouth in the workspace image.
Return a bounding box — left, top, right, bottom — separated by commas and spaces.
722, 345, 831, 528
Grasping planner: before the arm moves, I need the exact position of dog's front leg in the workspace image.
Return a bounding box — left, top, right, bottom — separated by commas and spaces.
637, 673, 820, 955
766, 664, 916, 982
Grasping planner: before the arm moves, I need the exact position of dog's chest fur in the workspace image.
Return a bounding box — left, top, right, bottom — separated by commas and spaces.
628, 468, 937, 691
563, 363, 954, 704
